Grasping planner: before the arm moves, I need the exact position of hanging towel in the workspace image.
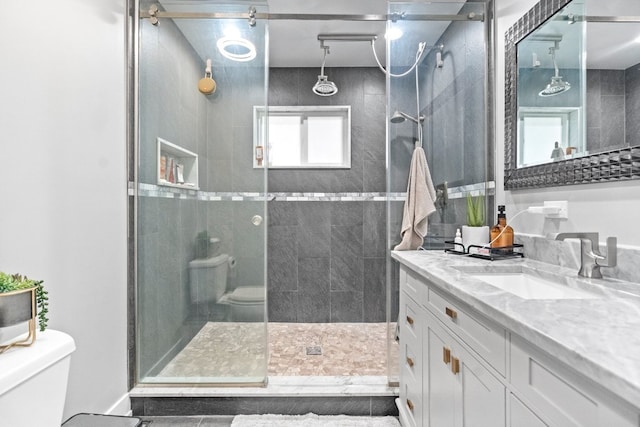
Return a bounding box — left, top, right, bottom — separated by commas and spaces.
394, 147, 437, 250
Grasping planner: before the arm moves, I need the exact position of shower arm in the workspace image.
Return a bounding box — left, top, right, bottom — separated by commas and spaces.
319, 46, 329, 76
550, 47, 560, 77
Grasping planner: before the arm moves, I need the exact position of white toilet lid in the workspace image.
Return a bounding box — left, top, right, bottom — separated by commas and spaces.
228, 286, 264, 303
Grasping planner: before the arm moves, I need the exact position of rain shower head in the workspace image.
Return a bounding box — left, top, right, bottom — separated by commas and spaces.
391, 110, 424, 124
539, 44, 571, 97
540, 76, 571, 96
313, 75, 338, 96
312, 46, 338, 97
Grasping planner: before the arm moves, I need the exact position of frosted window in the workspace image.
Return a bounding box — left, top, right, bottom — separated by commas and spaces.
307, 116, 344, 165
253, 106, 350, 169
268, 116, 301, 167
521, 116, 563, 166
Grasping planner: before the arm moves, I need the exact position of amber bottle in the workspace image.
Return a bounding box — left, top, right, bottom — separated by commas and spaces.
490, 205, 514, 248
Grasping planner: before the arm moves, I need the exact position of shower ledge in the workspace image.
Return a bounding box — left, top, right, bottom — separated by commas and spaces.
129, 376, 398, 398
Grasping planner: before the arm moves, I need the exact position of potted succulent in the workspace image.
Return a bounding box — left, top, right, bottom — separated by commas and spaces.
462, 194, 489, 253
0, 273, 49, 353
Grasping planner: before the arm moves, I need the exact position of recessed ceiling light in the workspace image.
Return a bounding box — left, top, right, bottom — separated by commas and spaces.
385, 27, 403, 41
217, 36, 257, 62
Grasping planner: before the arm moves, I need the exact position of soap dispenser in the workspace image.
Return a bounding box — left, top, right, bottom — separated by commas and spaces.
454, 228, 464, 252
490, 205, 514, 248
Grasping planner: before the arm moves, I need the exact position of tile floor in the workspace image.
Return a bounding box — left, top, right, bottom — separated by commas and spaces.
158, 322, 399, 380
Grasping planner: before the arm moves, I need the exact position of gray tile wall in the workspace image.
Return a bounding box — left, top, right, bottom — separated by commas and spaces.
627, 62, 640, 147
267, 68, 387, 323
587, 69, 626, 153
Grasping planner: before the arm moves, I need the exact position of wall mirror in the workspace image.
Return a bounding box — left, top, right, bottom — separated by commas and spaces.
504, 0, 640, 189
253, 105, 351, 169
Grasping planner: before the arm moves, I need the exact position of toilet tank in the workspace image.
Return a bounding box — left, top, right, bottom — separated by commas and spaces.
0, 329, 75, 427
189, 254, 229, 304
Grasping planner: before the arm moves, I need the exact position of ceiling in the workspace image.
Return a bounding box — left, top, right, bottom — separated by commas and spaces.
160, 0, 467, 68
158, 0, 640, 70
519, 0, 640, 71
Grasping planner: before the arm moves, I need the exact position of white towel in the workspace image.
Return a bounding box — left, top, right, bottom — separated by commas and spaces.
394, 147, 437, 250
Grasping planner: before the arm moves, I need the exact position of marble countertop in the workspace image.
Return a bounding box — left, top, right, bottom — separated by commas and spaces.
391, 250, 640, 409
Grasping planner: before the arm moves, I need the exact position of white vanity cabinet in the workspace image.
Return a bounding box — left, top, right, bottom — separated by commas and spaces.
396, 264, 640, 427
398, 266, 505, 427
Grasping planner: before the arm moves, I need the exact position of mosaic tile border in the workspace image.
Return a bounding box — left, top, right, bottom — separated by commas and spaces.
129, 182, 495, 202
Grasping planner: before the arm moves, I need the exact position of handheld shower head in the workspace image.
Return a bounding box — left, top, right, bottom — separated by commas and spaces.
391, 110, 424, 124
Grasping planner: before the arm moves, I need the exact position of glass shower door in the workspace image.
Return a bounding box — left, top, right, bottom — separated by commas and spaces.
135, 1, 268, 385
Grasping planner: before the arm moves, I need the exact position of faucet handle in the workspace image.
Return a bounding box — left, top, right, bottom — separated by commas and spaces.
596, 236, 617, 268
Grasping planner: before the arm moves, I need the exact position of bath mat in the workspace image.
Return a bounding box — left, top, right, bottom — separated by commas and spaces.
231, 413, 400, 426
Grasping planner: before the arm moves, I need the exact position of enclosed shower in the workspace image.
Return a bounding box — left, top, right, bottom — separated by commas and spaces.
130, 0, 491, 399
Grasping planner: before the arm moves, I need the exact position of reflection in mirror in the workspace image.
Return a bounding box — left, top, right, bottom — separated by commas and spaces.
505, 0, 640, 189
516, 0, 585, 168
253, 106, 351, 169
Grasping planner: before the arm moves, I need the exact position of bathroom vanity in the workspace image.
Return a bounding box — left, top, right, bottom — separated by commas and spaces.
392, 250, 640, 427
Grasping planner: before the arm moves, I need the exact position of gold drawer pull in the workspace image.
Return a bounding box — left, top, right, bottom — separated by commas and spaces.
406, 315, 415, 325
445, 307, 457, 319
406, 357, 415, 367
443, 347, 451, 364
451, 356, 460, 375
407, 399, 415, 411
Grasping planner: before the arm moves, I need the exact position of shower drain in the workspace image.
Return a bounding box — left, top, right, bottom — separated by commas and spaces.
306, 345, 322, 355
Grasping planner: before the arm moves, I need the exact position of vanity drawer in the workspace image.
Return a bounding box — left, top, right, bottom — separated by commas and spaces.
425, 287, 506, 375
398, 291, 423, 427
399, 377, 422, 427
400, 266, 426, 305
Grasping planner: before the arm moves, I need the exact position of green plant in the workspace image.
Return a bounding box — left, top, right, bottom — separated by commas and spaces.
0, 272, 49, 331
466, 194, 485, 227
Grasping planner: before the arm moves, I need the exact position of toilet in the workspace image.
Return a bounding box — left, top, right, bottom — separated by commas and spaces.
189, 254, 265, 322
0, 329, 75, 427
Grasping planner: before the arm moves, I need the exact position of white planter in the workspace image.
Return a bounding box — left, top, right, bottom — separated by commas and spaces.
461, 226, 489, 253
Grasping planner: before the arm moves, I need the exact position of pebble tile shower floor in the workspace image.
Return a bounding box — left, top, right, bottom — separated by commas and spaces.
159, 322, 398, 378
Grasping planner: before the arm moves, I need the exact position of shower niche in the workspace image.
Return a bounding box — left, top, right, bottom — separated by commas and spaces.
156, 137, 199, 189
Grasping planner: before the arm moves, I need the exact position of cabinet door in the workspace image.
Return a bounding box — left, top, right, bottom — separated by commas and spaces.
426, 326, 457, 427
510, 394, 548, 427
456, 343, 506, 427
425, 310, 505, 427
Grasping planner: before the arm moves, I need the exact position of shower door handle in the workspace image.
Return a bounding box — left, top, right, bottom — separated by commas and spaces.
251, 215, 263, 226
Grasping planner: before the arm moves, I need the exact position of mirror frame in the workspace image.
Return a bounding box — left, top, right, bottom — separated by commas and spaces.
504, 0, 640, 189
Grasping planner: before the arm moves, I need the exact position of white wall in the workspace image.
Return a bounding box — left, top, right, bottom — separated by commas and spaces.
495, 0, 640, 248
0, 0, 129, 420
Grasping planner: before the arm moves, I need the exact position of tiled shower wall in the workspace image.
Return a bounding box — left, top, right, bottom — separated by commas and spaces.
587, 64, 640, 152
267, 68, 389, 323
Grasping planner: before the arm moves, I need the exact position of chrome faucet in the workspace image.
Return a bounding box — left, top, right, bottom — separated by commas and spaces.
554, 232, 617, 279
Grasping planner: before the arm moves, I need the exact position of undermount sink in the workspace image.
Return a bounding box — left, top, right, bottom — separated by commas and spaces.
469, 272, 599, 300
453, 264, 601, 300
